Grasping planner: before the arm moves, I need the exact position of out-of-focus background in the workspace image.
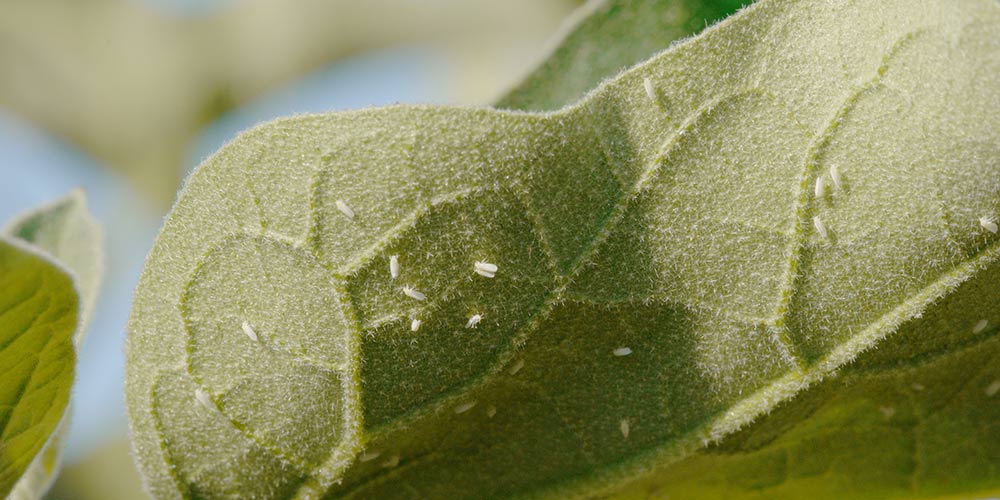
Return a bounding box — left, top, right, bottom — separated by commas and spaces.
0, 1, 581, 497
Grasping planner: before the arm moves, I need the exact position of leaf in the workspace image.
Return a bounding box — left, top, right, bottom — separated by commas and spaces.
125, 0, 1000, 498
502, 5, 1000, 497
497, 0, 745, 111
0, 239, 78, 499
604, 253, 1000, 499
5, 420, 68, 500
2, 191, 102, 500
4, 189, 103, 338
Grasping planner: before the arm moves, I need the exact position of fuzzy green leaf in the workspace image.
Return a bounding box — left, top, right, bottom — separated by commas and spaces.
0, 240, 78, 499
504, 2, 1000, 499
610, 312, 1000, 500
2, 191, 102, 500
497, 0, 745, 111
126, 0, 1000, 498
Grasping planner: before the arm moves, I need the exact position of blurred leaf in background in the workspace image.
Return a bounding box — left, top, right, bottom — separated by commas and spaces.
0, 0, 578, 208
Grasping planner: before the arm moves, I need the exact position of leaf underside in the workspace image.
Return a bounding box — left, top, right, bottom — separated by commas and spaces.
126, 0, 1000, 499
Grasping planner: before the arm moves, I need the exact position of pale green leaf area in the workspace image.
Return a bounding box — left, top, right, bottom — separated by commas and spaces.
497, 0, 746, 111
4, 190, 103, 338
2, 191, 103, 500
126, 0, 1000, 498
47, 437, 149, 500
0, 240, 78, 499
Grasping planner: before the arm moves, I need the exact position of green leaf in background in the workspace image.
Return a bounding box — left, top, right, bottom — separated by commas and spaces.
126, 0, 1000, 498
2, 192, 102, 500
497, 0, 745, 111
0, 240, 78, 499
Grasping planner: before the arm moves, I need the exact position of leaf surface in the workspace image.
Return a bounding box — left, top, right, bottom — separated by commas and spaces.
510, 6, 1000, 496
497, 0, 745, 111
605, 252, 1000, 499
126, 0, 1000, 498
5, 189, 103, 337
0, 240, 77, 499
2, 191, 102, 500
